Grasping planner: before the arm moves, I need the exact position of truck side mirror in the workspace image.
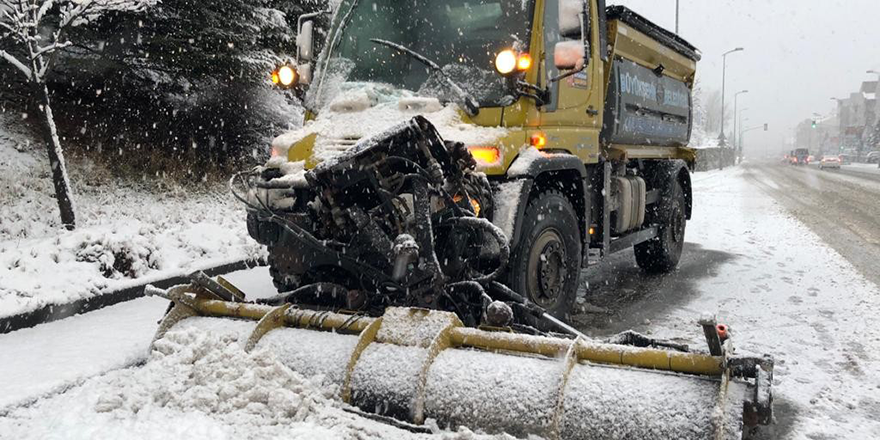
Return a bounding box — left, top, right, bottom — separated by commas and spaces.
558, 0, 590, 69
554, 40, 586, 70
559, 0, 586, 38
297, 20, 315, 63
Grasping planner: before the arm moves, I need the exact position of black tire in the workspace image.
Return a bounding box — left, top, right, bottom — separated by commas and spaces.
507, 190, 582, 325
268, 248, 302, 293
635, 179, 687, 273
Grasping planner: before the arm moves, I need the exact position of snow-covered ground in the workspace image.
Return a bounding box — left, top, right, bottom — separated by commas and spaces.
0, 165, 878, 439
614, 166, 880, 439
0, 267, 506, 440
0, 118, 265, 318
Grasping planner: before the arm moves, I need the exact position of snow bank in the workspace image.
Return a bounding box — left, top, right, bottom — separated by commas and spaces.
0, 118, 266, 318
0, 317, 512, 440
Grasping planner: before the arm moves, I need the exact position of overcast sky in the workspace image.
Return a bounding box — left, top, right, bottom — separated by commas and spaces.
611, 0, 880, 154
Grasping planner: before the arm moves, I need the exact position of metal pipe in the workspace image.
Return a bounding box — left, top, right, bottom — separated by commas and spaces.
167, 292, 725, 377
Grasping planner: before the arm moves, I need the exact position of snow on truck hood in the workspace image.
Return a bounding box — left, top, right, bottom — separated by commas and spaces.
269, 84, 508, 182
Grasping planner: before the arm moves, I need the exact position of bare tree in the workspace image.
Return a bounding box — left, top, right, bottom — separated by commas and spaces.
1, 0, 149, 230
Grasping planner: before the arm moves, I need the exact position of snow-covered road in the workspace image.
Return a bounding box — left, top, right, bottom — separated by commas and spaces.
574, 164, 880, 439
1, 164, 879, 439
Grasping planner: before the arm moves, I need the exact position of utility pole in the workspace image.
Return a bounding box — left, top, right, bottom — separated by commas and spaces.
719, 47, 744, 148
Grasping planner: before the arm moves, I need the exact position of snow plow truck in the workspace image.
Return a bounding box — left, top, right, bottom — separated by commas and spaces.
147, 1, 774, 438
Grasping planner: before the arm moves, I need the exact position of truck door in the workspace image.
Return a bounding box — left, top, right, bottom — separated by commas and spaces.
536, 0, 602, 165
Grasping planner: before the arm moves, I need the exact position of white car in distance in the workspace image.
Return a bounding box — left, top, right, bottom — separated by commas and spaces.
819, 155, 841, 170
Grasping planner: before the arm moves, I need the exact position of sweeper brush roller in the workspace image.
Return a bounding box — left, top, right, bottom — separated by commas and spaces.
148, 284, 774, 440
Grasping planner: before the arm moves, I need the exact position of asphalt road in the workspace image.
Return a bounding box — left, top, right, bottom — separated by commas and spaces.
747, 162, 880, 288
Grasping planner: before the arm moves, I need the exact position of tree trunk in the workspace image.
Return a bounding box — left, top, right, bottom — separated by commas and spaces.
37, 83, 77, 230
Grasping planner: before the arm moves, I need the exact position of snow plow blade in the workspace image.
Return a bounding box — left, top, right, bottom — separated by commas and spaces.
147, 283, 774, 440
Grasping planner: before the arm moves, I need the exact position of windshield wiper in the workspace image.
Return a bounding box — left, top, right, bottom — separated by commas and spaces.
313, 0, 361, 106
369, 38, 480, 117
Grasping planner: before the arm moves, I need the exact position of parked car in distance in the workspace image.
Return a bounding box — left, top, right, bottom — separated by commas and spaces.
807, 155, 815, 164
819, 155, 841, 169
866, 151, 880, 164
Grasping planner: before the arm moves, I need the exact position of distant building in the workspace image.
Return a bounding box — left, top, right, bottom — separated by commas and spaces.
835, 81, 877, 158
795, 115, 839, 156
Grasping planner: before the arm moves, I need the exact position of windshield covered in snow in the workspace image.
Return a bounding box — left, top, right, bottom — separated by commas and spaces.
307, 0, 535, 112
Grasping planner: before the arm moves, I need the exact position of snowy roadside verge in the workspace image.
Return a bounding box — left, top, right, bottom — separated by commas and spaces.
0, 258, 263, 334
0, 117, 268, 321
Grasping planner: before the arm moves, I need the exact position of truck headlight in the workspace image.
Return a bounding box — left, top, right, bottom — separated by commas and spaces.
495, 50, 518, 75
495, 49, 532, 76
277, 65, 297, 86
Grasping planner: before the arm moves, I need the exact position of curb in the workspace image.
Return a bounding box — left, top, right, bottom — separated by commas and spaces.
0, 259, 265, 335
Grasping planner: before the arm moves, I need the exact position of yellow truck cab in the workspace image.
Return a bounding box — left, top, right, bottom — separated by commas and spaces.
249, 0, 700, 322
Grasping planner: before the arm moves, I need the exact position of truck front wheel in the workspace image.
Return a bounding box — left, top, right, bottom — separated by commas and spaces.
268, 248, 302, 293
507, 191, 582, 324
634, 179, 686, 273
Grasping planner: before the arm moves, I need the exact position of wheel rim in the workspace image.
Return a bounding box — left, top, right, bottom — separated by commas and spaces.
526, 230, 568, 308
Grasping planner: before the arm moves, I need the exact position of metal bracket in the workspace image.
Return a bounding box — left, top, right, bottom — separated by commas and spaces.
244, 303, 291, 353
411, 324, 458, 424
189, 271, 244, 302
552, 337, 583, 440
342, 318, 383, 404
150, 285, 200, 350
699, 314, 724, 356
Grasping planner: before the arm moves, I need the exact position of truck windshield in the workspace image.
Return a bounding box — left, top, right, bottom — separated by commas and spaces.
308, 0, 535, 111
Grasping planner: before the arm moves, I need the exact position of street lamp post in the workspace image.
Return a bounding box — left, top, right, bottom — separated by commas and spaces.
810, 112, 822, 154
733, 90, 749, 157
738, 110, 749, 150
719, 47, 744, 147
831, 97, 846, 153
675, 0, 680, 34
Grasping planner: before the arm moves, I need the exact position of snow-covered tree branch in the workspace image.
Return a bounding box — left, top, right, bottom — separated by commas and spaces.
0, 0, 153, 229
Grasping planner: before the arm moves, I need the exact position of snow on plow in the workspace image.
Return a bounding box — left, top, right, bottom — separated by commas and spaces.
147, 281, 773, 440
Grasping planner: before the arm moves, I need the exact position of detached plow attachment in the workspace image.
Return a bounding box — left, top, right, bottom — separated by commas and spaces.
147, 279, 773, 440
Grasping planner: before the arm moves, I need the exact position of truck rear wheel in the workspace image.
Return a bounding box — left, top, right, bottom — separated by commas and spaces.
634, 179, 686, 273
507, 190, 581, 325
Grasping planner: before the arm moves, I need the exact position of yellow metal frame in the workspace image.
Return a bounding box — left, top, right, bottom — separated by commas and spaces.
157, 290, 724, 378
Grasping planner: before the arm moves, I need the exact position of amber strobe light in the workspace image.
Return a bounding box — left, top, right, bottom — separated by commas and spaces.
467, 146, 501, 165
530, 133, 547, 149
517, 54, 532, 71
